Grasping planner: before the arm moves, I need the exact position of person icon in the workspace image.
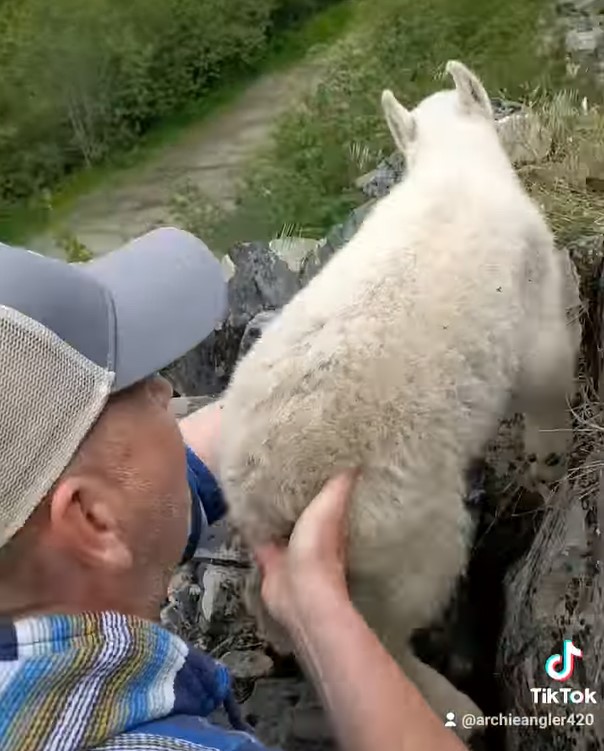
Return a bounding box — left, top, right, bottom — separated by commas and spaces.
444, 712, 457, 728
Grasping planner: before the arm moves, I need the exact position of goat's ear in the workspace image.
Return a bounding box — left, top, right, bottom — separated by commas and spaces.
382, 89, 416, 152
445, 60, 493, 118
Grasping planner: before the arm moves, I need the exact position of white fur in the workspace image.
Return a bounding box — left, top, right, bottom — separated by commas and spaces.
218, 61, 579, 735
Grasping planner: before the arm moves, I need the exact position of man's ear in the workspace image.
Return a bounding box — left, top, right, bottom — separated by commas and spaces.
48, 476, 133, 571
445, 60, 493, 118
382, 89, 416, 153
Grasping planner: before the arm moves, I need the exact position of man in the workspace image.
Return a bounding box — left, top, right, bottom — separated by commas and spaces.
0, 228, 468, 751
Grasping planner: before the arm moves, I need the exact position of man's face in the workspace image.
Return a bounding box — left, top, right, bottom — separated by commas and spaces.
118, 376, 191, 575
81, 375, 191, 605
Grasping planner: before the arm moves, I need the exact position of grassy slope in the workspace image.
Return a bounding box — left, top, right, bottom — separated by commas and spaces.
181, 0, 599, 253
0, 2, 353, 245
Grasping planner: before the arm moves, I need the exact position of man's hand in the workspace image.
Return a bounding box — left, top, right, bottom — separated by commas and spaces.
253, 470, 359, 631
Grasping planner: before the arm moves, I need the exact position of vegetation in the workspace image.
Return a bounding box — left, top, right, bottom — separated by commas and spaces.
521, 93, 604, 239
55, 230, 94, 263
5, 0, 603, 254
173, 0, 603, 253
0, 0, 340, 210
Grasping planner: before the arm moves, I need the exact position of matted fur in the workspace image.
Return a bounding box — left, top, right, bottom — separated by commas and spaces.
218, 61, 579, 734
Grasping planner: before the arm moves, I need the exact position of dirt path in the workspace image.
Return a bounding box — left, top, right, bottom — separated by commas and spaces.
30, 55, 328, 257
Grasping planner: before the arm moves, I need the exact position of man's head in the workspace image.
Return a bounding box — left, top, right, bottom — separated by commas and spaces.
0, 228, 227, 619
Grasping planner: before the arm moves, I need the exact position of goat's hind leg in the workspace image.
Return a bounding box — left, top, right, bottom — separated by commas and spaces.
400, 650, 483, 741
517, 253, 581, 484
517, 317, 578, 484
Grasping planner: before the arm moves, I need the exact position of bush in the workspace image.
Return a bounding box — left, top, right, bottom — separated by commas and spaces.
0, 0, 340, 205
270, 0, 341, 29
189, 0, 587, 252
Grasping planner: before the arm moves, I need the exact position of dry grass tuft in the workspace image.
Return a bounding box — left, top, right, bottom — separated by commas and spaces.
520, 91, 604, 237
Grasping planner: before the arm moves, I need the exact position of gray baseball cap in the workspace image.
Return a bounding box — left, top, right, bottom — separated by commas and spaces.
0, 227, 227, 547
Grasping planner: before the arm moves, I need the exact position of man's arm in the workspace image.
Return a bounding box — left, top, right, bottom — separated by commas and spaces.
288, 586, 468, 751
178, 402, 227, 562
179, 401, 223, 477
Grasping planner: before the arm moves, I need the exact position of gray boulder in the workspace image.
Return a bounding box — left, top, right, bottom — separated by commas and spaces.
163, 242, 300, 396
170, 395, 217, 420
299, 200, 376, 286
354, 151, 406, 199
241, 679, 336, 751
238, 310, 281, 360
227, 242, 300, 329
496, 240, 604, 750
558, 0, 604, 80
498, 463, 604, 750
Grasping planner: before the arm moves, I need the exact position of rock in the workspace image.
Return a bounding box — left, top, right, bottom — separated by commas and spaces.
566, 27, 604, 56
228, 242, 300, 329
170, 395, 218, 420
496, 252, 604, 750
491, 98, 524, 119
221, 650, 274, 680
558, 0, 604, 84
238, 310, 281, 360
269, 237, 321, 273
161, 564, 205, 644
241, 679, 336, 751
498, 467, 604, 750
558, 0, 604, 14
161, 323, 242, 397
163, 242, 301, 395
221, 254, 236, 281
298, 240, 336, 287
355, 151, 406, 198
299, 200, 376, 286
325, 200, 376, 250
193, 518, 251, 564
565, 236, 602, 397
201, 564, 247, 626
496, 111, 552, 165
566, 233, 604, 276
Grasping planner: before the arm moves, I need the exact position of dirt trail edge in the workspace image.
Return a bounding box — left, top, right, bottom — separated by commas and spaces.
29, 55, 328, 258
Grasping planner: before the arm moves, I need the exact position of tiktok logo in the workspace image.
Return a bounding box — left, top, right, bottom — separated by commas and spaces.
545, 640, 583, 682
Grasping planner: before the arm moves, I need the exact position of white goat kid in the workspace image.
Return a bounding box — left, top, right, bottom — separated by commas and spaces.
218, 60, 579, 737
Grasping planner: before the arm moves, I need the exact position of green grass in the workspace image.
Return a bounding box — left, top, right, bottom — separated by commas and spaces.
0, 1, 353, 245
173, 0, 601, 254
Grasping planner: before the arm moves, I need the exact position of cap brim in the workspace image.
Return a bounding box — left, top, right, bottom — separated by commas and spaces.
83, 227, 227, 392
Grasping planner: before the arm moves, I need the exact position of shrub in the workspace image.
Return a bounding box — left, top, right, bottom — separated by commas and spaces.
0, 0, 341, 205
185, 0, 590, 252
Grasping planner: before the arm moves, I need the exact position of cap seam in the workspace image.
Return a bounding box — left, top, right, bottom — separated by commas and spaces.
99, 284, 118, 373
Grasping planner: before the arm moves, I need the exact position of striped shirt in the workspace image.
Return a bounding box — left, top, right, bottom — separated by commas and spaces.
0, 612, 268, 751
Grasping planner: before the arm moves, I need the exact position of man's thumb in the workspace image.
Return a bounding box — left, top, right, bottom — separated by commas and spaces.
254, 542, 285, 577
305, 468, 360, 530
